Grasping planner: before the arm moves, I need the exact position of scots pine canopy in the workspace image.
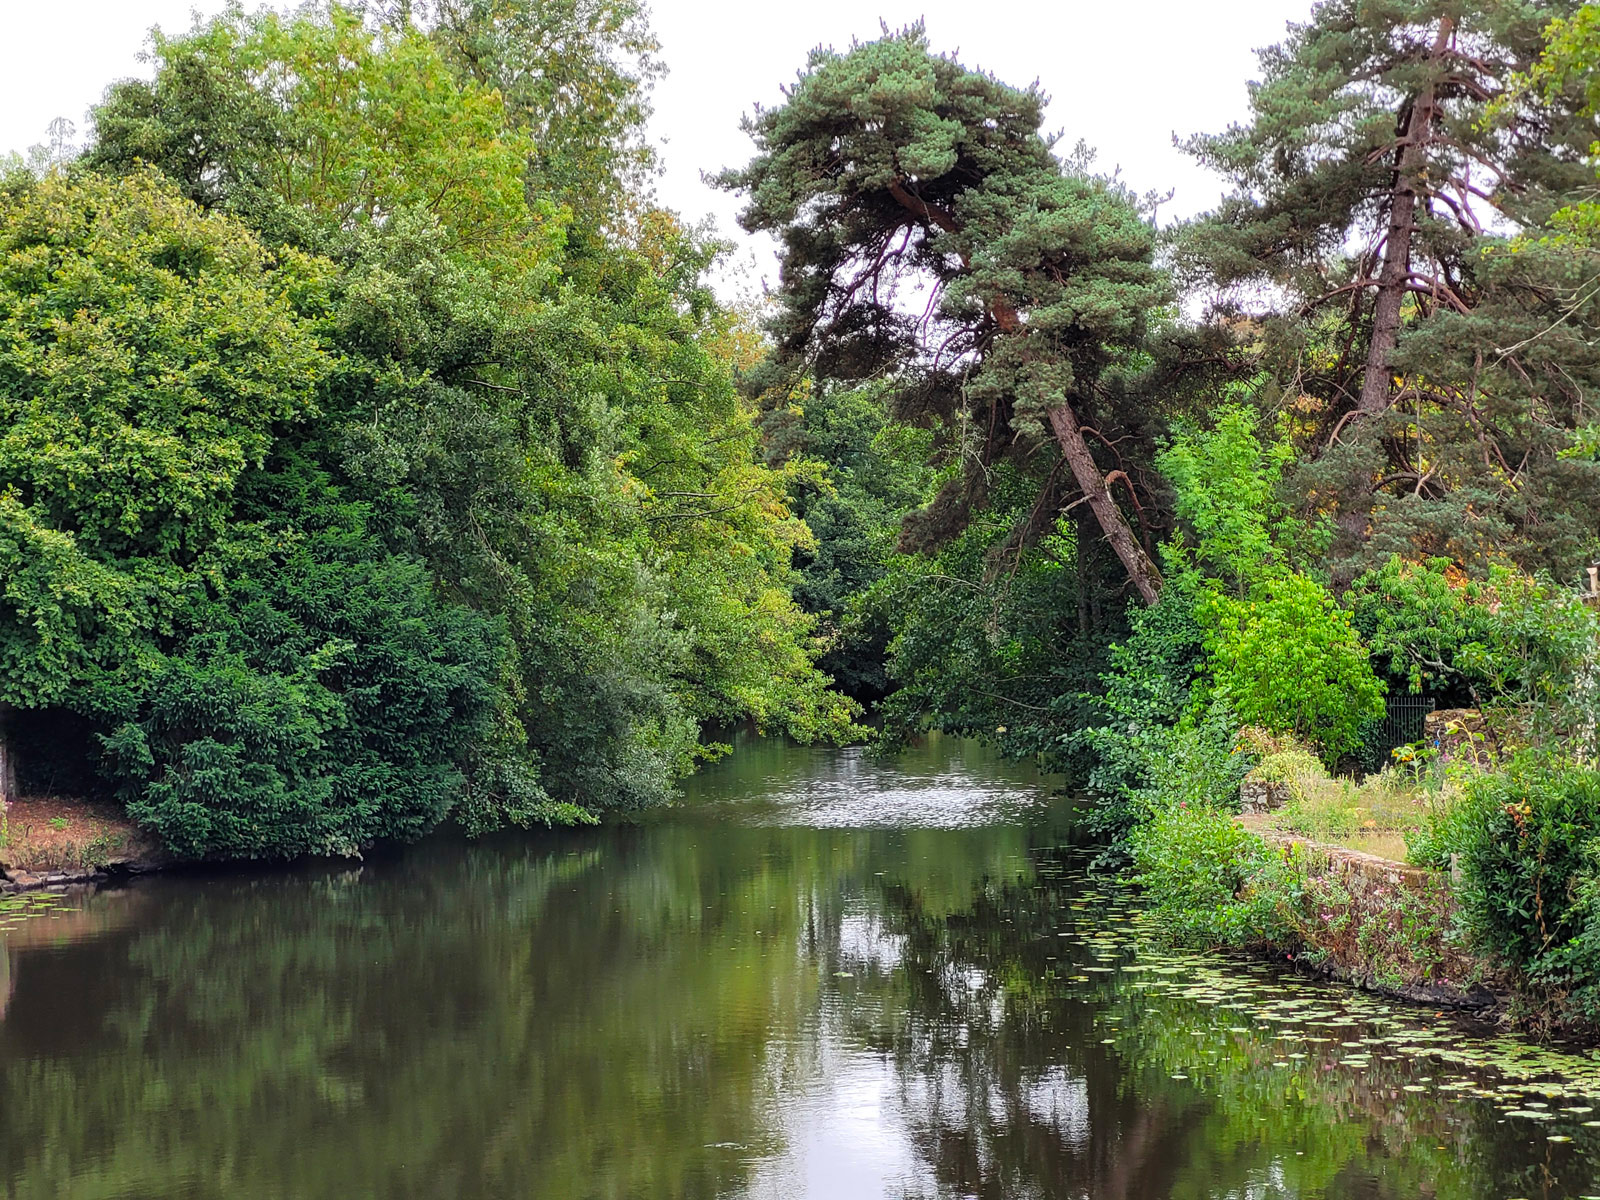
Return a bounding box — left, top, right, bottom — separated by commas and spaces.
1180, 0, 1600, 580
721, 26, 1171, 603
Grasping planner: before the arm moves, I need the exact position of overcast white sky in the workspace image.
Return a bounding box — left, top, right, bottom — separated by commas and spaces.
0, 0, 1309, 292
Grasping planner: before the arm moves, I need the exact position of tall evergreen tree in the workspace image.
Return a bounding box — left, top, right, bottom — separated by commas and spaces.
719, 26, 1171, 603
1179, 0, 1600, 580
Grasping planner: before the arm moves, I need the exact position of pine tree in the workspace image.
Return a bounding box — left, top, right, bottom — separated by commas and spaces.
1179, 0, 1600, 581
719, 26, 1170, 603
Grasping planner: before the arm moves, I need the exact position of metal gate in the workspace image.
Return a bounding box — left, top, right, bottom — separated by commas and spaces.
1358, 694, 1436, 770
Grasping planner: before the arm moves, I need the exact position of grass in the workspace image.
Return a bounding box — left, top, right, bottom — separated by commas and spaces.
1237, 729, 1454, 864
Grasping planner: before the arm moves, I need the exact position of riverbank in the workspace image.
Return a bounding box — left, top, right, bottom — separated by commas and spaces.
1121, 727, 1600, 1034
1242, 821, 1504, 1012
0, 796, 166, 892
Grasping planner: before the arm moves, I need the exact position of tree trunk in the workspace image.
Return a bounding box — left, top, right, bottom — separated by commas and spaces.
1356, 18, 1454, 421
0, 703, 15, 816
1334, 17, 1453, 560
1047, 404, 1162, 605
885, 180, 1162, 603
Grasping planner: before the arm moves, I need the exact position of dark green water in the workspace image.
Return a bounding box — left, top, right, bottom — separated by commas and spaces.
5, 736, 1600, 1199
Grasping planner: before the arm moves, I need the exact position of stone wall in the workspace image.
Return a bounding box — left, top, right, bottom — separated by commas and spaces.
1249, 828, 1499, 1009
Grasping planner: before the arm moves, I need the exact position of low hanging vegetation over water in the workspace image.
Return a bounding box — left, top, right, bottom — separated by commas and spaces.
6, 0, 1600, 1023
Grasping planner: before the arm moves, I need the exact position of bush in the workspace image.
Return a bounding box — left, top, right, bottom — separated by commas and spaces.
1075, 572, 1214, 845
1347, 556, 1500, 702
94, 456, 509, 859
1202, 572, 1385, 761
1450, 752, 1600, 1016
1129, 803, 1285, 946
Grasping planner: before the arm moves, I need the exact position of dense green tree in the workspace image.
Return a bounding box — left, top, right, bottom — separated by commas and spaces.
87, 3, 552, 266
95, 450, 513, 858
0, 169, 515, 855
67, 2, 859, 835
0, 169, 328, 712
418, 0, 663, 233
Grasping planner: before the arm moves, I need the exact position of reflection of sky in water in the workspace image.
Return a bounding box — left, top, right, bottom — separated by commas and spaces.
687, 737, 1076, 1196
678, 737, 1059, 829
745, 1043, 936, 1200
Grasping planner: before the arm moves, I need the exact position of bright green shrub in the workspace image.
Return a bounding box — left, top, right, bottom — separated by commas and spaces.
1202, 573, 1385, 761
1129, 803, 1284, 946
1157, 403, 1297, 589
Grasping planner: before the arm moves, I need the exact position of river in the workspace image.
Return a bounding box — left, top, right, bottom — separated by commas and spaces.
3, 736, 1600, 1198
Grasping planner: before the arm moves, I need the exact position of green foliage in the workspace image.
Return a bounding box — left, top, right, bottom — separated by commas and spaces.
0, 167, 330, 712
1507, 4, 1600, 243
722, 22, 1168, 612
779, 382, 938, 700
870, 479, 1127, 770
87, 4, 550, 264
1073, 572, 1214, 844
1156, 403, 1298, 592
1347, 556, 1502, 700
94, 452, 509, 859
0, 2, 867, 856
1201, 574, 1385, 760
1463, 569, 1600, 751
1450, 752, 1600, 1018
1151, 405, 1384, 761
1129, 803, 1282, 946
424, 0, 663, 232
1178, 0, 1600, 582
0, 168, 328, 552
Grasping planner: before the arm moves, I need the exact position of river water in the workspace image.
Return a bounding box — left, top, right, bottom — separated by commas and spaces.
5, 736, 1600, 1198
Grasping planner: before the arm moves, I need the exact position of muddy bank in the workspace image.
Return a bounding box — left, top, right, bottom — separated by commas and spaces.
0, 796, 167, 892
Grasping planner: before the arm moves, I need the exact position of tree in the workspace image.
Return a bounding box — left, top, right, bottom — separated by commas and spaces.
81, 3, 863, 823
1179, 0, 1600, 581
0, 169, 522, 856
1509, 4, 1600, 242
418, 0, 663, 232
87, 4, 550, 265
0, 168, 328, 712
719, 26, 1170, 604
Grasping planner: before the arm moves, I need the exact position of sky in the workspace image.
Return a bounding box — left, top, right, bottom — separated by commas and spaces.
0, 0, 1310, 293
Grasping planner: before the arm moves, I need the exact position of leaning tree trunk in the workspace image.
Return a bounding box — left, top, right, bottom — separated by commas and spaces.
1047, 405, 1162, 605
885, 181, 1163, 604
1337, 17, 1454, 560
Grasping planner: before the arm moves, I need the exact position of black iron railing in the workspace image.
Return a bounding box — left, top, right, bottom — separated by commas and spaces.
1357, 694, 1436, 771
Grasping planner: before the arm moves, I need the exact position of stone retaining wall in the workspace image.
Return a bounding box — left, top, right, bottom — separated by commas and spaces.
1247, 827, 1500, 1010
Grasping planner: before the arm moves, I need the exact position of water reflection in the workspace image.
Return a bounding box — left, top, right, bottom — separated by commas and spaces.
0, 736, 1597, 1198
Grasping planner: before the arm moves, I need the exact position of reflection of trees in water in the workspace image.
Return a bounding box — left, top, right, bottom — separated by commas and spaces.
862, 851, 1584, 1200
858, 866, 1209, 1200
0, 823, 1032, 1199
0, 822, 1590, 1200
0, 834, 803, 1198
